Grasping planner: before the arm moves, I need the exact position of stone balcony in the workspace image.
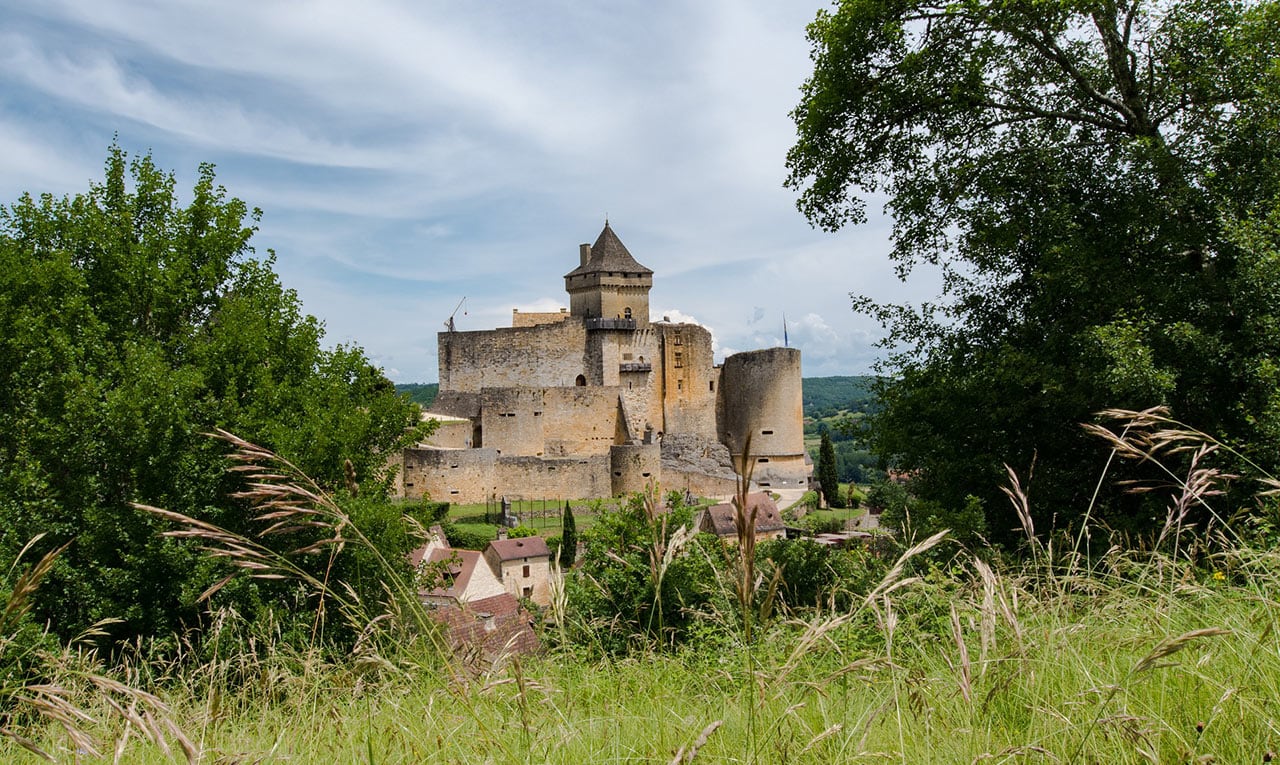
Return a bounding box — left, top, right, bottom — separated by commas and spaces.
585, 317, 637, 331
619, 362, 652, 373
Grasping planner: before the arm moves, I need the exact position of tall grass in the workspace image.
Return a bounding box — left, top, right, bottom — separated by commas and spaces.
5, 412, 1280, 762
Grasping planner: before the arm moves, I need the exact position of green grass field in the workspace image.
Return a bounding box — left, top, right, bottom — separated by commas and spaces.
11, 541, 1278, 763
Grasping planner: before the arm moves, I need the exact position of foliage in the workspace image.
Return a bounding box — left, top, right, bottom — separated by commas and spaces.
816, 433, 844, 508
506, 525, 538, 539
563, 491, 719, 652
393, 382, 438, 408
559, 501, 577, 568
788, 0, 1280, 539
0, 146, 425, 648
442, 523, 492, 552
801, 375, 879, 418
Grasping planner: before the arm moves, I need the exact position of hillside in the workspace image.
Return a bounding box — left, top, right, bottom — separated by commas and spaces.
395, 382, 439, 407
802, 375, 879, 418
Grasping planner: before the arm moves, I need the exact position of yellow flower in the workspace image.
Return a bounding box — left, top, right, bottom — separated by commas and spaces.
1213, 571, 1226, 581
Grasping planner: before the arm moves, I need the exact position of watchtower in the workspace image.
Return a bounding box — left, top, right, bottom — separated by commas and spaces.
564, 222, 653, 328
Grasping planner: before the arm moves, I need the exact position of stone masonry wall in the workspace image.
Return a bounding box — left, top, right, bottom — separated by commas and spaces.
439, 320, 588, 392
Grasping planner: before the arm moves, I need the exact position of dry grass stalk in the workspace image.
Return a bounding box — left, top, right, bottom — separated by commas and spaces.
863, 529, 949, 608
797, 723, 843, 757
135, 429, 439, 645
1001, 464, 1036, 547
670, 719, 722, 764
949, 603, 973, 705
732, 435, 760, 642
0, 539, 197, 762
1132, 628, 1232, 675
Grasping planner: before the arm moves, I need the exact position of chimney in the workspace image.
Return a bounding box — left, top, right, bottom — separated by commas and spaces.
579, 243, 591, 267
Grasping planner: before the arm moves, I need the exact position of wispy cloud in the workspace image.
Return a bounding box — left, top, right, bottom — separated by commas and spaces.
0, 1, 938, 382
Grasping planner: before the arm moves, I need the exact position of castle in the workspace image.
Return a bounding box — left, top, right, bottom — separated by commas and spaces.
398, 223, 809, 503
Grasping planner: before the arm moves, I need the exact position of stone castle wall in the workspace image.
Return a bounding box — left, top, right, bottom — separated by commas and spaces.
609, 443, 661, 496
439, 321, 588, 392
401, 448, 610, 503
658, 322, 718, 438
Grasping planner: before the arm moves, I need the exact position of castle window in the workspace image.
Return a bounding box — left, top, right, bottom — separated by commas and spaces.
534, 411, 542, 416
674, 352, 683, 368
624, 307, 632, 319
575, 374, 586, 386
709, 381, 715, 392
623, 353, 633, 360
758, 457, 770, 463
761, 429, 773, 435
677, 380, 683, 391
673, 333, 683, 346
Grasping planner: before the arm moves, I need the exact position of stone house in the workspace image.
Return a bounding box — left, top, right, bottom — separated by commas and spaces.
697, 493, 787, 544
483, 537, 552, 606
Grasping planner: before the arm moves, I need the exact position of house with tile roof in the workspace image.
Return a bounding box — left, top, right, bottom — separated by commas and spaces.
483, 536, 552, 606
697, 493, 787, 544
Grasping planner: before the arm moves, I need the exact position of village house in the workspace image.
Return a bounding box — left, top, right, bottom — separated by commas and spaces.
483, 536, 552, 605
697, 493, 787, 544
409, 526, 544, 659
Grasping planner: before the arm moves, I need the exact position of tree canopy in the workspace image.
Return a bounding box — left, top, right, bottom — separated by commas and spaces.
0, 147, 423, 646
787, 0, 1280, 535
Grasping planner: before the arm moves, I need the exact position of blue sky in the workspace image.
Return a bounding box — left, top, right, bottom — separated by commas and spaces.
0, 1, 940, 382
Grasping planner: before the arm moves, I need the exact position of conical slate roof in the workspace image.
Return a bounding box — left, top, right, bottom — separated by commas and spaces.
565, 222, 653, 278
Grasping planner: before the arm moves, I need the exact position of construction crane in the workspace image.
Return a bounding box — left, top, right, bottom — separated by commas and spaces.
444, 297, 466, 332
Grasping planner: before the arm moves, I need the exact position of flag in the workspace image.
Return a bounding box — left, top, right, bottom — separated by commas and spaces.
783, 314, 789, 347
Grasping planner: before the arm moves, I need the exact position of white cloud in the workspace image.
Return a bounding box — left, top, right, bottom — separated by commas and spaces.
0, 1, 950, 383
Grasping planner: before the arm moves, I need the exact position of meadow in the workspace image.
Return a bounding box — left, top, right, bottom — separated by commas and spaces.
3, 410, 1279, 763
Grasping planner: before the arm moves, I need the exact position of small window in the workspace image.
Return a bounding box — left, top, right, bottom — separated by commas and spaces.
522, 565, 530, 577
761, 430, 773, 435
673, 333, 683, 346
624, 307, 632, 319
523, 586, 532, 598
674, 352, 683, 368
534, 411, 542, 416
758, 457, 770, 463
677, 380, 683, 391
575, 374, 587, 386
709, 381, 715, 392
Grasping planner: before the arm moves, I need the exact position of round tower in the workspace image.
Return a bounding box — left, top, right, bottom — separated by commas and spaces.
717, 347, 808, 490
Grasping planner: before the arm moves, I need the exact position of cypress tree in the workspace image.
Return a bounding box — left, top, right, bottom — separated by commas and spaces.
559, 500, 577, 567
818, 432, 844, 508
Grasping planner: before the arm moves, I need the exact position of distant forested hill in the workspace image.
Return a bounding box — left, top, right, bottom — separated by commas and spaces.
803, 376, 879, 418
395, 383, 438, 407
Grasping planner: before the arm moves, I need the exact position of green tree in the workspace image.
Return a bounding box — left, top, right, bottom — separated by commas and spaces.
0, 146, 424, 647
817, 432, 844, 508
787, 0, 1280, 536
559, 501, 577, 568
